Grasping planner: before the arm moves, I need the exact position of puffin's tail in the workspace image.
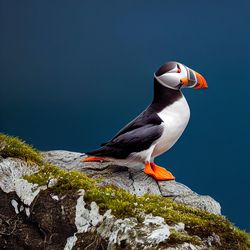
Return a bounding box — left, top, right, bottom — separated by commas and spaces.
81, 146, 111, 163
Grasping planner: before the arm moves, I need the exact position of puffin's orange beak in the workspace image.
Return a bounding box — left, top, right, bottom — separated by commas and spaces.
194, 72, 208, 89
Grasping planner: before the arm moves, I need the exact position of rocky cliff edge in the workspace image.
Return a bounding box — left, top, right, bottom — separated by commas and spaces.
0, 134, 249, 250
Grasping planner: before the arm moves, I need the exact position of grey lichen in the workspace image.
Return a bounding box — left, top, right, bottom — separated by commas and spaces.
0, 133, 250, 250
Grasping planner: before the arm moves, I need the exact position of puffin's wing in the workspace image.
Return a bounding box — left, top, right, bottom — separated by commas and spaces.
101, 107, 162, 146
86, 123, 163, 159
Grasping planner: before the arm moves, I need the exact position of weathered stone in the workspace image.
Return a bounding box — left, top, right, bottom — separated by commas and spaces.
173, 194, 221, 215
0, 150, 224, 250
43, 150, 221, 215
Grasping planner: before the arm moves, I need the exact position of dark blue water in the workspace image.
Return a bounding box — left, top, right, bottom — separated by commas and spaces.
1, 1, 250, 232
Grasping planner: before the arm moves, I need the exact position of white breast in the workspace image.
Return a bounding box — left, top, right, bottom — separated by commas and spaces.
152, 94, 190, 158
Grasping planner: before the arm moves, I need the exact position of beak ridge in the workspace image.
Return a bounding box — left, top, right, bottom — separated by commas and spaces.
194, 72, 208, 89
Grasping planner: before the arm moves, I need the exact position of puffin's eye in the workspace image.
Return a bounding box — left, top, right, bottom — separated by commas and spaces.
177, 64, 181, 73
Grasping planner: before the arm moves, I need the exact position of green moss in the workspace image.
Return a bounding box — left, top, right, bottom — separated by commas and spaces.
24, 164, 96, 191
2, 133, 250, 250
0, 133, 43, 166
167, 229, 201, 246
24, 164, 250, 249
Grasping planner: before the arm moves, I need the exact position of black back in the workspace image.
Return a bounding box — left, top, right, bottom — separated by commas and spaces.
86, 78, 182, 159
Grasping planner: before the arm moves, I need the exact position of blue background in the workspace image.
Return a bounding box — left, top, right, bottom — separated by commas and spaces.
1, 1, 249, 231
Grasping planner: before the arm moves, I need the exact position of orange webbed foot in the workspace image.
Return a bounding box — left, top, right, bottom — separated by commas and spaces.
144, 162, 175, 181
81, 156, 108, 163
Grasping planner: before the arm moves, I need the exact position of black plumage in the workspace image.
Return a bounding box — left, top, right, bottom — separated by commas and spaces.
86, 78, 182, 159
86, 108, 163, 159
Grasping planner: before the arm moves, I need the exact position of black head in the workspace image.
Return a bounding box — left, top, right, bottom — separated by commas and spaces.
155, 61, 208, 90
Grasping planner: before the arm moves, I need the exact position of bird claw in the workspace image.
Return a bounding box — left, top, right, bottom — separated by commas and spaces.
81, 156, 107, 163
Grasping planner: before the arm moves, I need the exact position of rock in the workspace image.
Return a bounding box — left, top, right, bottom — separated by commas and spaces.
1, 134, 250, 250
0, 157, 203, 249
43, 150, 221, 215
0, 158, 43, 206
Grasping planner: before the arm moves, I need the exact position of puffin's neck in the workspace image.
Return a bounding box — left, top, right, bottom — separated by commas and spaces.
150, 78, 183, 112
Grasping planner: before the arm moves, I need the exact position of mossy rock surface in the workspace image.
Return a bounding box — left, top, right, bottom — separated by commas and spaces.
43, 150, 221, 215
0, 133, 250, 250
0, 133, 43, 165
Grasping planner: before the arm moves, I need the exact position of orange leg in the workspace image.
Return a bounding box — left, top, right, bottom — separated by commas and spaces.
144, 162, 175, 181
81, 156, 108, 163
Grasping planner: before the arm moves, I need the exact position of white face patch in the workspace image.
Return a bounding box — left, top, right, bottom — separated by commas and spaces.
157, 72, 180, 90
155, 62, 189, 90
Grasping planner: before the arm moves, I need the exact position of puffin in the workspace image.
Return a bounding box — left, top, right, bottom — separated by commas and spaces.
81, 61, 208, 181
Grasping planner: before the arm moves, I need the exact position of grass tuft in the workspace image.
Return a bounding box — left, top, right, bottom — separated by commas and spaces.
167, 229, 201, 246
0, 133, 43, 165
